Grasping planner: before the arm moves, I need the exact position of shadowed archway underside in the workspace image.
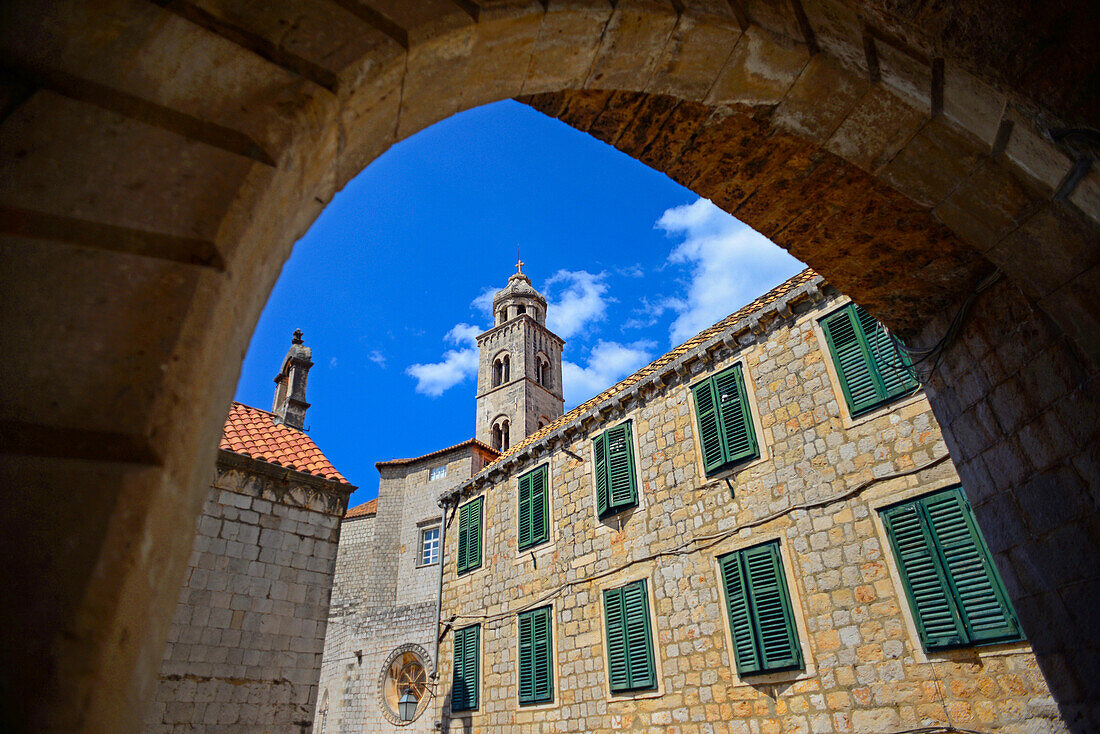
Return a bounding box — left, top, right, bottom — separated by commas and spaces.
0, 0, 1097, 731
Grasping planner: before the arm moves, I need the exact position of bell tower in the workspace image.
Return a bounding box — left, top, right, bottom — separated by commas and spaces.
475, 262, 565, 451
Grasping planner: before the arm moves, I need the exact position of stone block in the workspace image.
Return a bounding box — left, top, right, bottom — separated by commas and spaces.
705, 25, 809, 107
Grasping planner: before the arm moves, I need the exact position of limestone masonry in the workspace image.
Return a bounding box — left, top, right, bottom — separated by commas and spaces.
145, 338, 354, 732
323, 268, 1065, 733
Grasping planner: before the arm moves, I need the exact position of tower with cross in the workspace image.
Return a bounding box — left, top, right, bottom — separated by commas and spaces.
474, 263, 566, 451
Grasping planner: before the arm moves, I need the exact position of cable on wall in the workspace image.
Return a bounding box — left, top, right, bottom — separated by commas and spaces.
446, 452, 952, 626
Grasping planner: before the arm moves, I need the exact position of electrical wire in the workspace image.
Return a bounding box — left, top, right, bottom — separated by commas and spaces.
891, 269, 1004, 382
446, 453, 952, 626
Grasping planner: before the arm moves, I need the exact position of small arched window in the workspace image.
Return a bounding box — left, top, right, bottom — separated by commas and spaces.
536, 355, 551, 388
516, 305, 526, 316
491, 418, 510, 452
492, 354, 510, 387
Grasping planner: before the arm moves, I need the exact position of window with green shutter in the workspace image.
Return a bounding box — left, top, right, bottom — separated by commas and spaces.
691, 364, 760, 477
602, 579, 656, 693
518, 605, 554, 705
880, 486, 1022, 652
456, 497, 483, 576
718, 541, 803, 676
593, 421, 638, 519
518, 464, 550, 551
451, 624, 480, 711
820, 303, 920, 417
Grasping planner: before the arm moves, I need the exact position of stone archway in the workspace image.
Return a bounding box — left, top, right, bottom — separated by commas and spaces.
0, 2, 1096, 731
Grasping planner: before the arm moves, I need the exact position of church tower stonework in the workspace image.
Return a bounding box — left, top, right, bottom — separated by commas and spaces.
476, 263, 565, 451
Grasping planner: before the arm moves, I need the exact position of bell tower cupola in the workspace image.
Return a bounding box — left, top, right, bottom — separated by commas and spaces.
476, 262, 565, 450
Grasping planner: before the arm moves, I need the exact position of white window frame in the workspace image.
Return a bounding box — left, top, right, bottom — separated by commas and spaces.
419, 525, 441, 566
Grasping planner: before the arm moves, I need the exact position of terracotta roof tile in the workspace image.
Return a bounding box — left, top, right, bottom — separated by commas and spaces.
345, 498, 377, 519
219, 402, 350, 484
483, 268, 819, 470
375, 438, 499, 470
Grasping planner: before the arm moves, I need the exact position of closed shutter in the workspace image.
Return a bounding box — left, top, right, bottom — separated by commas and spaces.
607, 423, 637, 510
603, 579, 655, 692
517, 464, 549, 550
719, 542, 803, 675
518, 470, 533, 550
921, 490, 1021, 645
715, 365, 758, 465
692, 378, 727, 474
457, 497, 483, 575
593, 423, 638, 518
518, 606, 553, 704
822, 306, 882, 415
603, 586, 630, 692
742, 543, 802, 671
857, 305, 918, 399
452, 625, 480, 711
719, 552, 762, 675
622, 579, 656, 689
881, 501, 967, 649
594, 432, 610, 517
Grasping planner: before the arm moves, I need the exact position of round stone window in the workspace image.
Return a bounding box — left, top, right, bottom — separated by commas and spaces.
379, 645, 432, 725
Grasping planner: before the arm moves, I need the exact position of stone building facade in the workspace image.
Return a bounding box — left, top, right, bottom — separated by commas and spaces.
436, 270, 1064, 734
316, 440, 497, 732
146, 336, 354, 732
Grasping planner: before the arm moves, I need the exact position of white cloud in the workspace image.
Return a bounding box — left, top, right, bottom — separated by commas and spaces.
543, 270, 611, 339
405, 323, 482, 397
561, 340, 655, 407
470, 287, 497, 319
657, 198, 805, 345
329, 357, 339, 369
368, 350, 386, 368
616, 263, 645, 278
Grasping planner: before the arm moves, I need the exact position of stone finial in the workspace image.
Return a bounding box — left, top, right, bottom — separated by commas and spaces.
272, 328, 313, 430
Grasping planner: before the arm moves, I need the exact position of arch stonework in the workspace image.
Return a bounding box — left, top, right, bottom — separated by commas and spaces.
0, 1, 1097, 731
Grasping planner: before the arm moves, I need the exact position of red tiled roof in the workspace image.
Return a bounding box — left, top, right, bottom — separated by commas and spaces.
345, 498, 377, 519
220, 402, 350, 484
375, 438, 498, 469
484, 268, 819, 470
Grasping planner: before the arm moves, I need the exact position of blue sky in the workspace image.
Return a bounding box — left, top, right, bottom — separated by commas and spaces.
235, 100, 804, 508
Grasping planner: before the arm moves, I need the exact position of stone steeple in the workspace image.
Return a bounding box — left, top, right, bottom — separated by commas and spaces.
272, 329, 313, 430
475, 263, 565, 451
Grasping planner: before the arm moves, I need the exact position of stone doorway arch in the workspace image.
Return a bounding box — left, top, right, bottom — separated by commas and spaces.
0, 1, 1097, 731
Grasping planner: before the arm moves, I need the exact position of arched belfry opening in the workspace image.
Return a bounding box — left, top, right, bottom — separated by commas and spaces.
1, 2, 1097, 731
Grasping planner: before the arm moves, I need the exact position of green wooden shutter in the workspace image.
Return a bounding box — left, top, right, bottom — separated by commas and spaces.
603, 587, 630, 691
856, 305, 919, 399
457, 498, 483, 575
452, 625, 480, 711
921, 489, 1021, 645
822, 305, 882, 415
517, 464, 548, 550
719, 552, 762, 675
622, 579, 656, 690
594, 432, 610, 517
692, 378, 727, 474
741, 543, 802, 671
719, 542, 803, 675
603, 580, 655, 692
715, 365, 758, 465
606, 422, 638, 513
881, 501, 968, 649
518, 470, 533, 550
518, 606, 553, 704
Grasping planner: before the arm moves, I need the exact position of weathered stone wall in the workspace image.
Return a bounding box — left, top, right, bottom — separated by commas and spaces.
918, 278, 1100, 729
438, 290, 1065, 733
317, 446, 491, 732
144, 456, 347, 732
